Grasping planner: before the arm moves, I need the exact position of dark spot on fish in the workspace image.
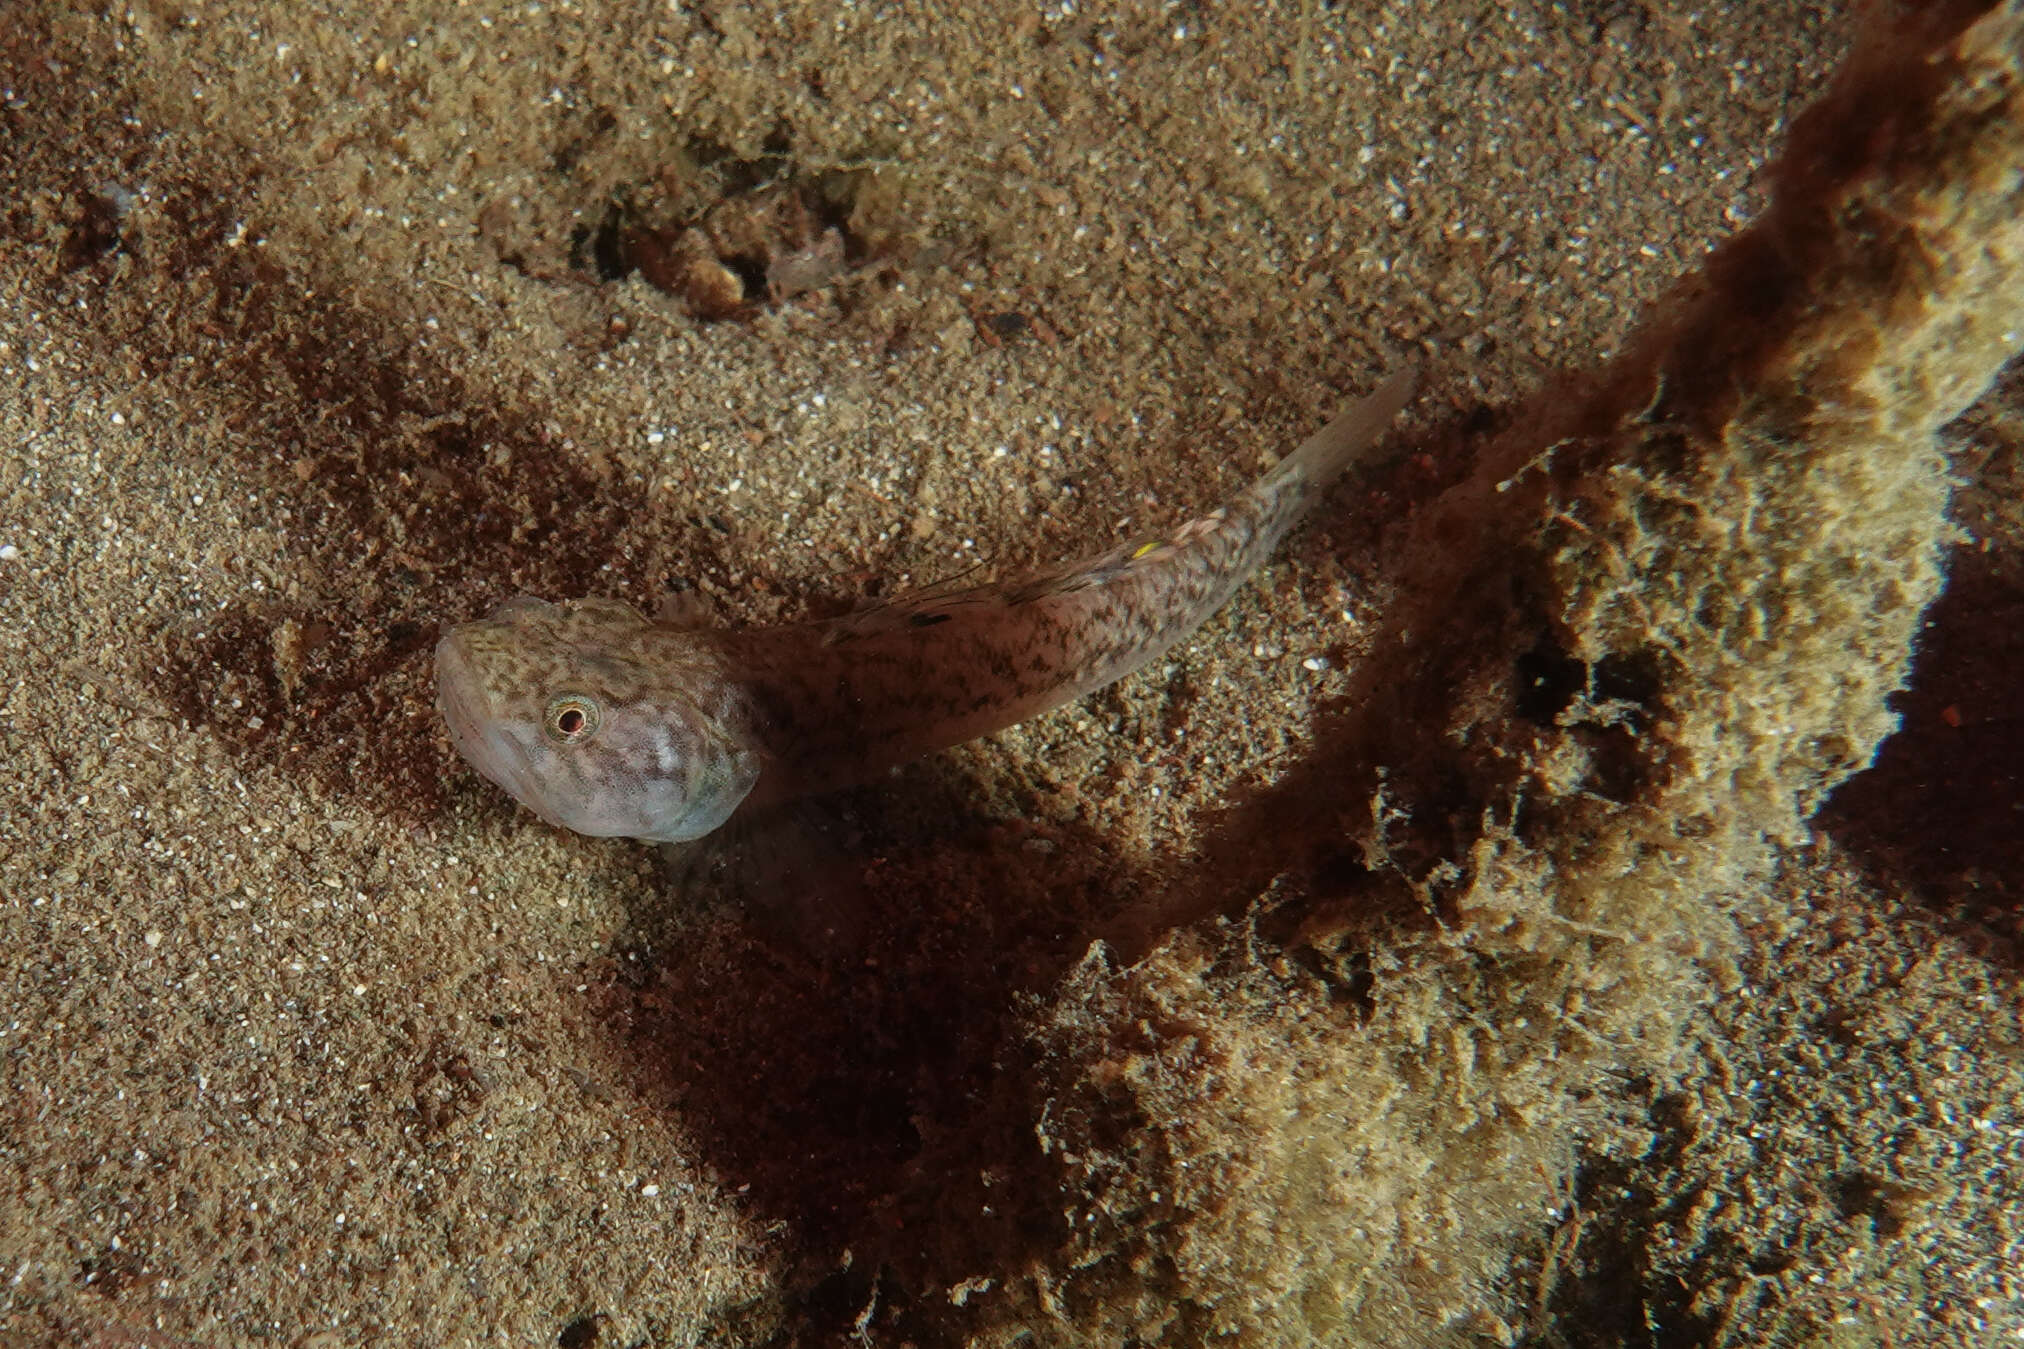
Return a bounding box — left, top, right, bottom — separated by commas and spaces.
908, 611, 953, 627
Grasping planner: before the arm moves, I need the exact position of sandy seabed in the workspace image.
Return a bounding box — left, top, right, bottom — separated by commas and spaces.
2, 2, 2021, 1346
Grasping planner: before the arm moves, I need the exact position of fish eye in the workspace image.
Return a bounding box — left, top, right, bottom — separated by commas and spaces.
543, 693, 601, 745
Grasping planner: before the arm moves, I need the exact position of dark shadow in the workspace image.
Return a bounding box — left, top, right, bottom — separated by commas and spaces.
591, 763, 1137, 1306
1818, 545, 2024, 949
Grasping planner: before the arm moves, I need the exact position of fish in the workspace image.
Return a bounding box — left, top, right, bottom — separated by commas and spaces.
435, 365, 1417, 842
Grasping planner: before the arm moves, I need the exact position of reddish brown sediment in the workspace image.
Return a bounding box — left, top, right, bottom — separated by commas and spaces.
2, 3, 2020, 1347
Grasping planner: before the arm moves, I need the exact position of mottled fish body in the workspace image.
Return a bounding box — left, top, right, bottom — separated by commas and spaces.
436, 367, 1416, 842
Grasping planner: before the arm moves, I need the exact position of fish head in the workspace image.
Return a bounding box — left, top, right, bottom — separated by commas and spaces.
434, 595, 758, 843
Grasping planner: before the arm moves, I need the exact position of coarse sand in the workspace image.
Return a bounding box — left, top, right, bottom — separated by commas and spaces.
2, 2, 2020, 1346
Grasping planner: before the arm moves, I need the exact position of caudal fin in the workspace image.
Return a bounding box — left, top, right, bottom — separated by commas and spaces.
1265, 362, 1420, 492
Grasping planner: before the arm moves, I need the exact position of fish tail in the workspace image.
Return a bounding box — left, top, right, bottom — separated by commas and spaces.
1261, 362, 1420, 495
